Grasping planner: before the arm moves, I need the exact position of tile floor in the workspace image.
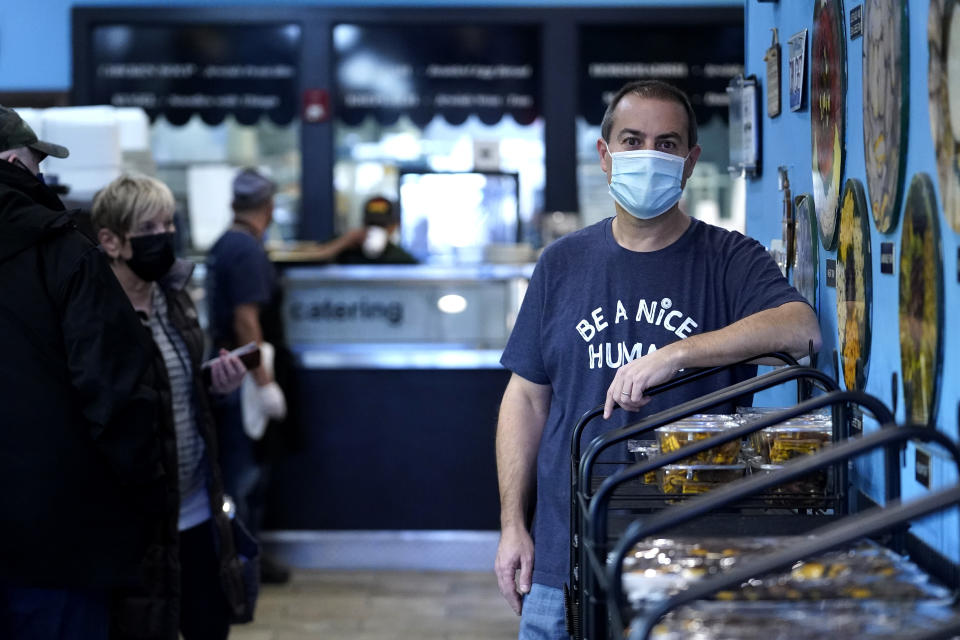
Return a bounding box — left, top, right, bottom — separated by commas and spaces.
229, 570, 521, 640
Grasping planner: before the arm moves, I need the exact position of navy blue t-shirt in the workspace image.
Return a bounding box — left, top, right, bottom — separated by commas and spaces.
205, 228, 278, 350
499, 217, 808, 589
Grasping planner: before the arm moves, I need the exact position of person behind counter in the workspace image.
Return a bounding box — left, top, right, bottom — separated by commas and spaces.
336, 195, 418, 264
93, 173, 252, 639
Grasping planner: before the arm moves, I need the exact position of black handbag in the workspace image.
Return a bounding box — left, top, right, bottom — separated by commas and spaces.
216, 500, 261, 624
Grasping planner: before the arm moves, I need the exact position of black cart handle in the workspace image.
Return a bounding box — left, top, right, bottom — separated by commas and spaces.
569, 352, 799, 465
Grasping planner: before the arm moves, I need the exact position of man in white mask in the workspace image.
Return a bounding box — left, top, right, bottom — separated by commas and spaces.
494, 80, 822, 638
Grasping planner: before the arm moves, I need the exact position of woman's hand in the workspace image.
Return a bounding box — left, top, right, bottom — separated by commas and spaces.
209, 349, 247, 395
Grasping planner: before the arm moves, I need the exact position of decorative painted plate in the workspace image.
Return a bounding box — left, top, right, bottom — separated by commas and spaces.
836, 179, 871, 391
812, 0, 847, 250
929, 0, 960, 232
792, 194, 819, 312
863, 0, 909, 233
899, 173, 944, 427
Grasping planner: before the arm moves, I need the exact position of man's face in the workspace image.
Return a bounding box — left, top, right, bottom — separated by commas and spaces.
598, 95, 701, 188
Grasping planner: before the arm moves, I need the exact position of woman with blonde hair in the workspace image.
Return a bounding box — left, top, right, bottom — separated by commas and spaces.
93, 173, 250, 639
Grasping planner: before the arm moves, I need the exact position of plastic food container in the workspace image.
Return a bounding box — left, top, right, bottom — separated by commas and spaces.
644, 599, 960, 639
621, 537, 950, 610
626, 439, 660, 484
656, 418, 741, 465
657, 463, 746, 494
748, 423, 832, 464
747, 456, 828, 501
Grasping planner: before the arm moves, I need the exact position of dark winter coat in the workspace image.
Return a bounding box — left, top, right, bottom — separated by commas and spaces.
0, 160, 162, 588
111, 259, 251, 640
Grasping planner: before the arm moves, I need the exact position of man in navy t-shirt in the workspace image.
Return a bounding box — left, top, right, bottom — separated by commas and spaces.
494, 80, 822, 638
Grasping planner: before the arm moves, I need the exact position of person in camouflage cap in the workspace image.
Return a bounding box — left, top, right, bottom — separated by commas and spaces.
0, 105, 163, 640
0, 104, 69, 175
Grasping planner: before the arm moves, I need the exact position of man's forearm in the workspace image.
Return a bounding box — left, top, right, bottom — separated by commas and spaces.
233, 304, 269, 384
496, 377, 550, 531
669, 301, 822, 370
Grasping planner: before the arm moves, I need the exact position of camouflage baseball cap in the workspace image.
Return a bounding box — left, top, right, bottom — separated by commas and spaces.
0, 105, 70, 159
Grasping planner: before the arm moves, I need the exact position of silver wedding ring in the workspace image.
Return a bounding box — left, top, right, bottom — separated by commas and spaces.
620, 391, 630, 396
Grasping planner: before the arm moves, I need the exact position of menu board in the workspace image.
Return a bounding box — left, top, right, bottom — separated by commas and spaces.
332, 23, 540, 126
86, 23, 301, 125
578, 23, 744, 127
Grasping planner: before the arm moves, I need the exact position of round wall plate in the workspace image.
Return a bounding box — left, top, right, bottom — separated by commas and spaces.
836, 179, 872, 391
863, 0, 909, 233
899, 173, 944, 427
929, 0, 960, 233
792, 194, 819, 312
812, 0, 847, 251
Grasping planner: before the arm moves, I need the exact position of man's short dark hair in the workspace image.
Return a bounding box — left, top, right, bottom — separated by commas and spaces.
600, 80, 698, 148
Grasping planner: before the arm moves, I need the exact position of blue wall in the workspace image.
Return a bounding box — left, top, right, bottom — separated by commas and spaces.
1, 0, 739, 91
746, 0, 959, 561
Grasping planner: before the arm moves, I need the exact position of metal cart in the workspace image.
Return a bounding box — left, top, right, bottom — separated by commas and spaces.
606, 423, 960, 639
570, 366, 896, 639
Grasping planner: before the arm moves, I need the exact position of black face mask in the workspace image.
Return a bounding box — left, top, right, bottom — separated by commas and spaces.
127, 232, 176, 282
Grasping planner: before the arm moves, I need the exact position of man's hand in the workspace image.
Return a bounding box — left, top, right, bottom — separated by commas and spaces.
604, 346, 680, 418
495, 524, 534, 616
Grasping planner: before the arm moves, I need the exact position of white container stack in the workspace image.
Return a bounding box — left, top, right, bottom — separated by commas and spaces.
41, 106, 122, 198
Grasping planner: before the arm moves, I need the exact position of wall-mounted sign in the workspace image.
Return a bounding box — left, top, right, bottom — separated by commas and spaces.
863, 0, 908, 234
792, 194, 819, 311
880, 242, 895, 274
836, 178, 872, 392
765, 29, 782, 118
928, 0, 960, 233
788, 29, 808, 111
333, 23, 540, 126
727, 74, 760, 177
811, 0, 847, 251
578, 23, 744, 128
850, 5, 864, 39
826, 258, 837, 287
899, 173, 943, 428
86, 23, 301, 125
302, 89, 330, 123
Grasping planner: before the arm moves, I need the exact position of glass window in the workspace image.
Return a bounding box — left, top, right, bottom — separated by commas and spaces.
150, 115, 301, 253
333, 114, 544, 261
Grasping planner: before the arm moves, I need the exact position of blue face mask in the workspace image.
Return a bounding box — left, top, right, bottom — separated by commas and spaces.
605, 146, 688, 220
